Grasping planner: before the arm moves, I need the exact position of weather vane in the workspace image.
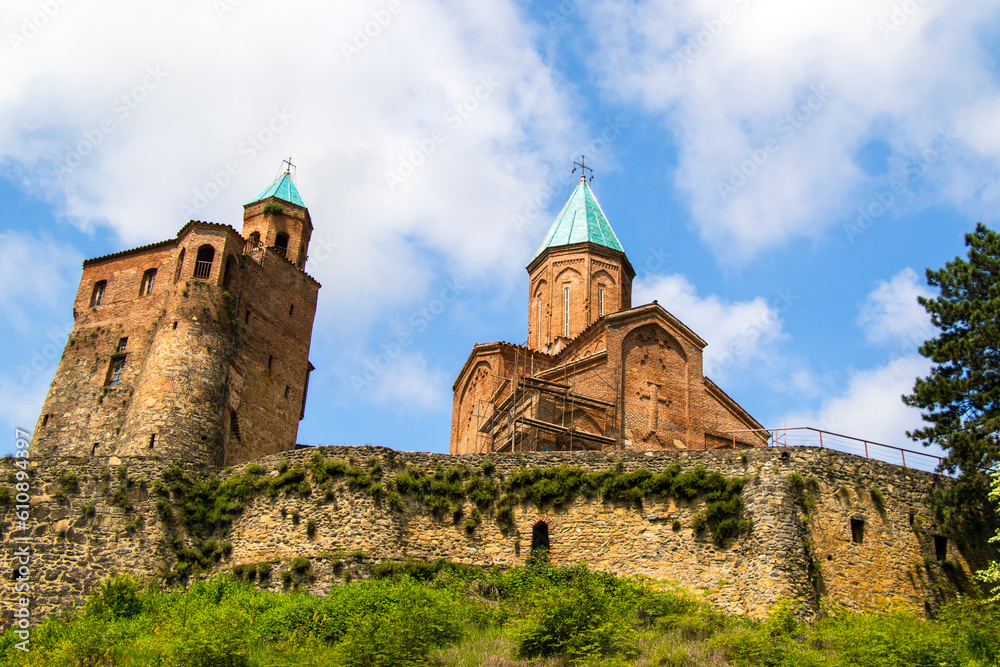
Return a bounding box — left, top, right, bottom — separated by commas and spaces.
572, 155, 593, 182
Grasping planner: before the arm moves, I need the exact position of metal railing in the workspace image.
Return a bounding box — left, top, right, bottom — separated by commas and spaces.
723, 427, 944, 474
193, 260, 212, 279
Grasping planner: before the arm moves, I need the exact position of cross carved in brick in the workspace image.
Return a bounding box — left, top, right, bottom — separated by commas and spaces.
639, 381, 669, 432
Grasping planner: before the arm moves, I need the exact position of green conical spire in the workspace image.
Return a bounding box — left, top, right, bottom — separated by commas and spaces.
530, 178, 625, 263
248, 172, 305, 208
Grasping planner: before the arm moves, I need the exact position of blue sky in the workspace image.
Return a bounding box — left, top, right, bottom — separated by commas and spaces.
2, 0, 998, 459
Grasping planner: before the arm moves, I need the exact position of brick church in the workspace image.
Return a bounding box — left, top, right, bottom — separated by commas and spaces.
30, 166, 320, 467
450, 172, 767, 455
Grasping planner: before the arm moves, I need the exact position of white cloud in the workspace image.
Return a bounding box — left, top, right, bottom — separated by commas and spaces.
353, 351, 450, 411
0, 0, 585, 332
633, 273, 784, 378
586, 0, 1000, 261
780, 354, 932, 453
0, 231, 82, 333
857, 267, 933, 348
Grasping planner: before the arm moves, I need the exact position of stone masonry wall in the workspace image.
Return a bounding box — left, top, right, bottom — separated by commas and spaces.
0, 446, 992, 630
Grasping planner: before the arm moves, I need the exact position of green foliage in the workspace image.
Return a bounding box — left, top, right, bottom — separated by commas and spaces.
306, 518, 317, 538
262, 201, 284, 215
513, 573, 639, 662
903, 223, 1000, 525
870, 486, 886, 513
2, 566, 999, 667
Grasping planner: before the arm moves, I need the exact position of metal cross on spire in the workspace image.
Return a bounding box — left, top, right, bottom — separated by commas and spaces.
572, 155, 593, 183
281, 157, 296, 180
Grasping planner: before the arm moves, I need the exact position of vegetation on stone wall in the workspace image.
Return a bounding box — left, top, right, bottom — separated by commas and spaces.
2, 563, 999, 667
151, 454, 750, 581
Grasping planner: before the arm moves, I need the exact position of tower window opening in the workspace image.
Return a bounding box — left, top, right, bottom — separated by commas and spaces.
174, 248, 185, 283
598, 287, 605, 317
850, 518, 865, 544
289, 303, 294, 317
91, 281, 107, 307
230, 409, 241, 442
536, 300, 542, 347
274, 233, 289, 258
245, 310, 250, 324
268, 355, 273, 371
140, 268, 156, 296
116, 337, 128, 352
106, 356, 126, 386
194, 244, 215, 279
284, 385, 290, 398
148, 433, 156, 448
563, 286, 570, 337
91, 443, 98, 456
223, 255, 236, 289
248, 231, 261, 247
531, 521, 550, 560
172, 321, 178, 330
42, 414, 49, 427
934, 535, 947, 561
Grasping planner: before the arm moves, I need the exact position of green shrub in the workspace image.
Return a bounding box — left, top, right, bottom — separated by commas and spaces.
514, 574, 639, 662
306, 518, 317, 538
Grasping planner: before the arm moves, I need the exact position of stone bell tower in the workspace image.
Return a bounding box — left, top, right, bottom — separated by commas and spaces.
30, 163, 321, 466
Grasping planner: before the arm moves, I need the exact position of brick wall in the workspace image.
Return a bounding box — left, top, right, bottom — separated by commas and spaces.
31, 216, 320, 467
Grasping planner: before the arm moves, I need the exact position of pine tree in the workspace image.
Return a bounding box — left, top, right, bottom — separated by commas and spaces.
903, 223, 1000, 526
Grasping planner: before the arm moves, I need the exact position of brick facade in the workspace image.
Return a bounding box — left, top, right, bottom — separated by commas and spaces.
451, 182, 766, 455
30, 179, 320, 466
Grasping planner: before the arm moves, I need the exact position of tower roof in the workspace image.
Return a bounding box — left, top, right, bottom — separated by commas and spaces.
530, 178, 625, 263
248, 172, 306, 208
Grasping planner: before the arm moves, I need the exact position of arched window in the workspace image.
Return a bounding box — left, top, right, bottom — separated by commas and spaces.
563, 286, 570, 337
274, 233, 289, 258
222, 255, 236, 289
90, 281, 107, 307
140, 269, 157, 296
173, 248, 185, 283
248, 231, 261, 247
194, 244, 215, 279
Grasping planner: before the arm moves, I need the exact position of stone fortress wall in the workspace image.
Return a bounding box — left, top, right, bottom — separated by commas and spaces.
1, 445, 991, 629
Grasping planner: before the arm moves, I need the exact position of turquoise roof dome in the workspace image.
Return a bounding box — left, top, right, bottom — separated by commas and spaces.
248, 172, 305, 208
530, 178, 625, 263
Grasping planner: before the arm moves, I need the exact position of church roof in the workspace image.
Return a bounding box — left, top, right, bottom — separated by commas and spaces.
248, 172, 306, 208
530, 178, 625, 263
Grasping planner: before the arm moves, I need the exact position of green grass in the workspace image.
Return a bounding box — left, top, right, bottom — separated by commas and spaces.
2, 563, 998, 667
